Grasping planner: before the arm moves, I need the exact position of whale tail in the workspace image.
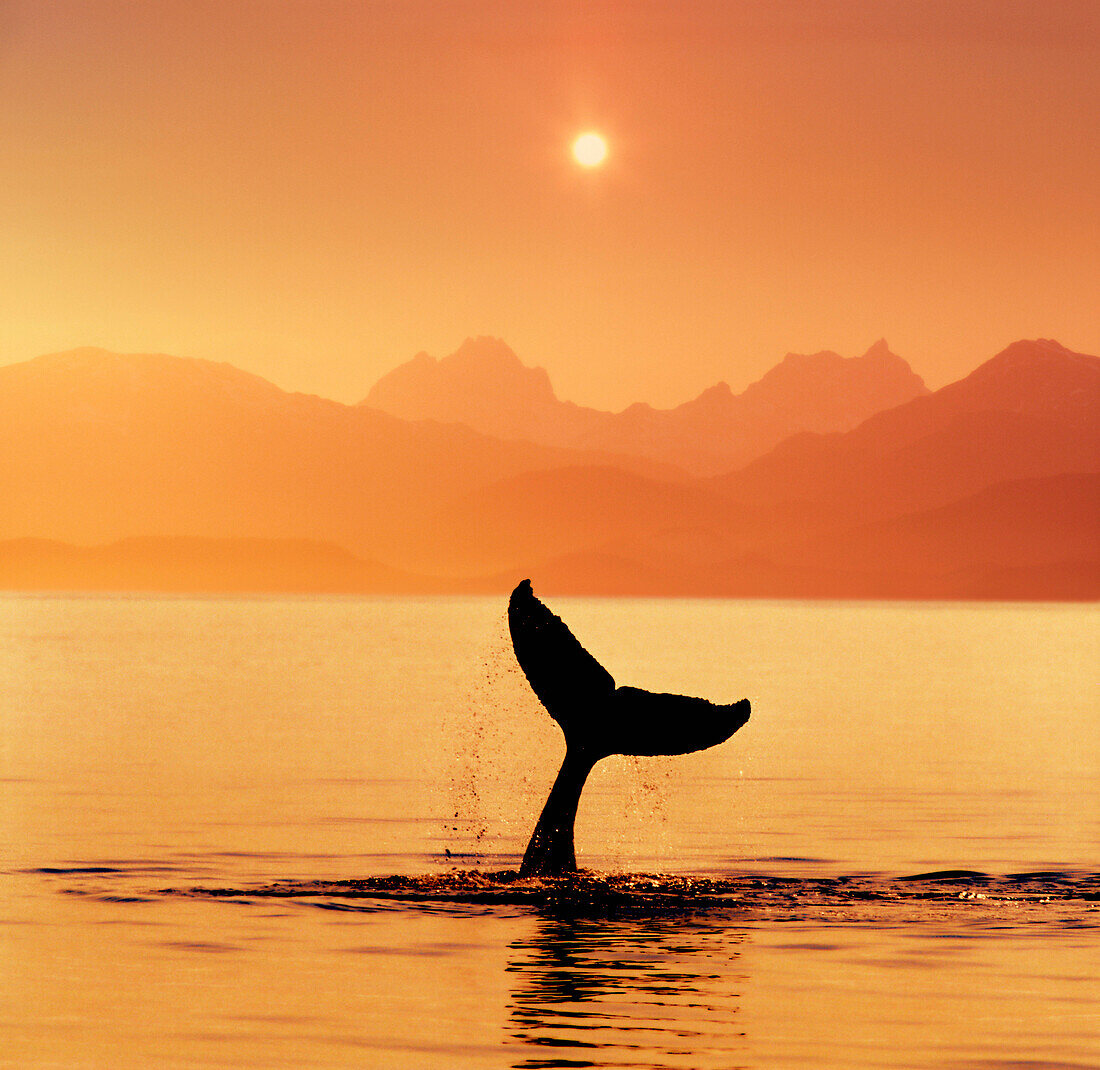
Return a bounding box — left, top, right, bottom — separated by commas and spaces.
507, 580, 750, 876
508, 579, 749, 760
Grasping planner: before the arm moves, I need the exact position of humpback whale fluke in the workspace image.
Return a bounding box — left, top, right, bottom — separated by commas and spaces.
508, 579, 750, 877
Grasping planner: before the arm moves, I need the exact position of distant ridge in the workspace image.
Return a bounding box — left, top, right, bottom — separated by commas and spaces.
712, 338, 1100, 518
367, 340, 1099, 598
501, 474, 1098, 601
1, 338, 1095, 601
0, 346, 676, 550
362, 336, 929, 475
0, 536, 440, 594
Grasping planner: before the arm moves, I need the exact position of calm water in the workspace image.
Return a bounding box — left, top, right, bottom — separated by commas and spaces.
2, 594, 1097, 1068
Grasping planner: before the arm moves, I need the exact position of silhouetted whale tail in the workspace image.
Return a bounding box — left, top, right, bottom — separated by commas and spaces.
508, 579, 750, 876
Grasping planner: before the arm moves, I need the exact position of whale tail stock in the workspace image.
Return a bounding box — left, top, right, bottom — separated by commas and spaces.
508, 579, 750, 877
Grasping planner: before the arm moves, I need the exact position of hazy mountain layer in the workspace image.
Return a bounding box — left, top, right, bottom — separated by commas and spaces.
1, 339, 1095, 600
362, 336, 929, 475
0, 536, 428, 594
0, 347, 677, 549
538, 472, 1098, 600
711, 339, 1099, 519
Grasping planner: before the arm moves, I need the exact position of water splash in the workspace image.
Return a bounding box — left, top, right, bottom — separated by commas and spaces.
441, 616, 541, 862
164, 869, 1100, 925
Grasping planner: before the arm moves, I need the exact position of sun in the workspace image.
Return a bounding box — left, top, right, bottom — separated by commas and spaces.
572, 131, 608, 168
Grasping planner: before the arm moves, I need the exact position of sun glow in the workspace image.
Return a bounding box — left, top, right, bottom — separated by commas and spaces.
572, 132, 608, 168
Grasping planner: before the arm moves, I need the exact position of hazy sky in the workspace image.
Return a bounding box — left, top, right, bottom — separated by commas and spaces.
2, 0, 1097, 409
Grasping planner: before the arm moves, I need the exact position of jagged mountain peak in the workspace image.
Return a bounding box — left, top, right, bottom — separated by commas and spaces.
696, 380, 735, 402
975, 337, 1082, 371
363, 336, 558, 425
444, 335, 524, 368
953, 338, 1098, 390
861, 338, 893, 359
777, 348, 844, 368
935, 338, 1099, 424
743, 342, 927, 403
362, 337, 931, 473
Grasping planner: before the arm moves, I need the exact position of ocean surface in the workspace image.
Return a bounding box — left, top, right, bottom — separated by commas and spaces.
2, 593, 1097, 1068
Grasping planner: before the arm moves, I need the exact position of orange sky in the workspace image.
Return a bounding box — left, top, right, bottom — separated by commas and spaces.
1, 0, 1097, 410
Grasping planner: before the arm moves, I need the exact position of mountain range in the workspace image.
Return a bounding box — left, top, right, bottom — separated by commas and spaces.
1, 338, 1096, 600
364, 336, 929, 475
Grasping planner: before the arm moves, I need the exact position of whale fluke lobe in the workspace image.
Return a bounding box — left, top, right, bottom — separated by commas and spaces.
508, 578, 615, 743
508, 579, 751, 877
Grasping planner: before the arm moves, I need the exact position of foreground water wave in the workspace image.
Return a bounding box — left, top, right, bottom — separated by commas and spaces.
147, 867, 1100, 926
13, 860, 1095, 1070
